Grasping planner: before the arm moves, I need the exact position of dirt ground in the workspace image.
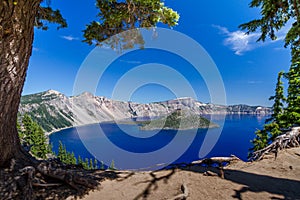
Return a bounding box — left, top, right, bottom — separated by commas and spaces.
68, 147, 300, 200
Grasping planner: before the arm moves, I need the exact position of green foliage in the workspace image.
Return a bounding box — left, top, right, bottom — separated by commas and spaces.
20, 91, 73, 132
57, 141, 78, 165
286, 49, 300, 125
89, 158, 94, 170
83, 0, 179, 48
35, 7, 67, 30
26, 104, 72, 132
267, 71, 286, 124
239, 0, 299, 46
100, 161, 105, 170
21, 91, 59, 105
78, 155, 83, 165
109, 160, 116, 170
19, 114, 52, 159
141, 110, 218, 130
94, 159, 98, 169
252, 122, 282, 151
18, 115, 102, 169
242, 0, 300, 152
58, 141, 68, 163
84, 158, 89, 169
57, 141, 101, 170
252, 129, 269, 151
252, 72, 289, 151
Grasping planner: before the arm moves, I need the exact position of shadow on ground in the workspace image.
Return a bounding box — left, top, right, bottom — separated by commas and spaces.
184, 165, 300, 200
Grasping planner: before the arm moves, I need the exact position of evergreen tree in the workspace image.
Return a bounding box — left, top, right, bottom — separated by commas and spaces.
109, 160, 116, 170
241, 0, 300, 151
267, 72, 286, 124
252, 72, 287, 151
100, 161, 105, 170
252, 129, 269, 151
78, 155, 83, 166
19, 114, 51, 159
70, 152, 77, 165
84, 158, 89, 169
30, 124, 50, 159
57, 141, 67, 162
286, 49, 300, 126
57, 141, 78, 165
94, 159, 98, 169
89, 158, 94, 170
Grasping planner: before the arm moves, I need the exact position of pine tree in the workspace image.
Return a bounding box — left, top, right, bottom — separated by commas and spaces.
89, 158, 94, 170
267, 72, 286, 124
57, 141, 79, 165
109, 160, 116, 170
252, 129, 269, 151
78, 155, 82, 164
70, 152, 77, 165
100, 161, 105, 170
84, 158, 89, 169
94, 159, 98, 169
252, 72, 287, 151
286, 49, 300, 126
241, 0, 300, 151
57, 141, 67, 163
30, 124, 50, 159
19, 114, 51, 159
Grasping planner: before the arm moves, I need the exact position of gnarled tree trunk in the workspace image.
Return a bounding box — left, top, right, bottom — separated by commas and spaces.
0, 0, 41, 166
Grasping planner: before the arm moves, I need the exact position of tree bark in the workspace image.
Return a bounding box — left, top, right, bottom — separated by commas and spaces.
0, 0, 41, 166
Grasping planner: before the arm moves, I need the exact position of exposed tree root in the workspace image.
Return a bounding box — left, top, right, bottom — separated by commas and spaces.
250, 126, 300, 161
0, 155, 101, 200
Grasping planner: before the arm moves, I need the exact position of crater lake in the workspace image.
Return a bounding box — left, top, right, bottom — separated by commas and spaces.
49, 114, 268, 170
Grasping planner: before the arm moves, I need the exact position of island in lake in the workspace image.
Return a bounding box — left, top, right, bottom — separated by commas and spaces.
120, 109, 219, 130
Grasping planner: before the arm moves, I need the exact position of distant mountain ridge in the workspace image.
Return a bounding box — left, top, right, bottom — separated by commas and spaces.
19, 90, 272, 133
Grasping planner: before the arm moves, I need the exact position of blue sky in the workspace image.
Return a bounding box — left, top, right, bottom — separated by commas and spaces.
23, 0, 292, 106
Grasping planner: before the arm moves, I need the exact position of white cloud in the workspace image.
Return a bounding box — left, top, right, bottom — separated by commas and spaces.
61, 35, 79, 41
212, 22, 291, 55
32, 47, 39, 51
213, 24, 260, 55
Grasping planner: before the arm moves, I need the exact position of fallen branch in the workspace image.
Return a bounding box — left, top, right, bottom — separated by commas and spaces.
162, 155, 241, 170
161, 155, 241, 179
203, 171, 218, 177
169, 183, 189, 200
191, 155, 241, 165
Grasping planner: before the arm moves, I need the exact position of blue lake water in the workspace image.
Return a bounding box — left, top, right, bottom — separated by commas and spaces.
49, 114, 267, 170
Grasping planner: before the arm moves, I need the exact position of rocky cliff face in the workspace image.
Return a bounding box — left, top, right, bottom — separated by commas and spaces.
19, 90, 272, 132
